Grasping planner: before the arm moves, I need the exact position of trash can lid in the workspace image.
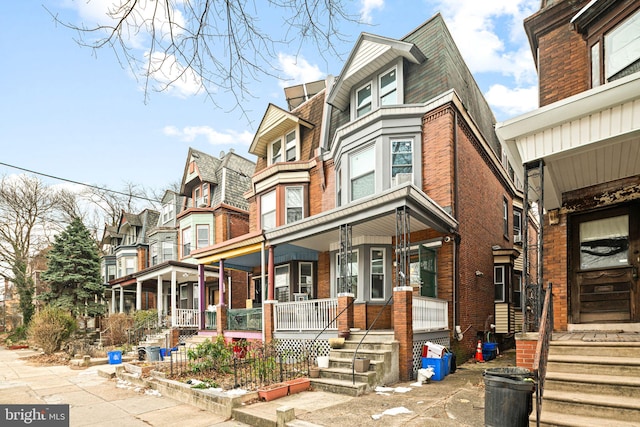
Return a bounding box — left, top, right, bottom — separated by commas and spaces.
483, 367, 532, 381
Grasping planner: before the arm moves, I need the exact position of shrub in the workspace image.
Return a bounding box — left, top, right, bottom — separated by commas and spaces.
133, 309, 158, 328
28, 307, 77, 354
102, 313, 133, 346
187, 335, 233, 374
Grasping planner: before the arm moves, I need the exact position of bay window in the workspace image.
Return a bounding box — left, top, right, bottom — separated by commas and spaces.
261, 190, 276, 230
285, 186, 303, 224
182, 227, 191, 257
350, 145, 375, 201
391, 140, 413, 186
196, 224, 209, 249
494, 265, 505, 302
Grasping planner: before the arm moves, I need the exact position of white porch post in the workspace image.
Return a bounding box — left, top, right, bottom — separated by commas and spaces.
119, 286, 124, 313
171, 270, 177, 326
111, 287, 116, 314
157, 275, 163, 325
136, 279, 142, 311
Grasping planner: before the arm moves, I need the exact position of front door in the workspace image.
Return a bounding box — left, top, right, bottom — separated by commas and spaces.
571, 205, 639, 323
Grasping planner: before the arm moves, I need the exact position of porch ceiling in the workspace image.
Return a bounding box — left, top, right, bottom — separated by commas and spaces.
497, 73, 640, 210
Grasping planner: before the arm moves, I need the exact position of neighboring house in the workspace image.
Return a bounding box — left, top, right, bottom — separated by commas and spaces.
193, 14, 527, 382
498, 1, 640, 423
103, 148, 256, 335
104, 209, 160, 314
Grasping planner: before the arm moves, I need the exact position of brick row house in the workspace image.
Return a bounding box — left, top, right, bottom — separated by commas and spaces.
191, 13, 529, 385
498, 0, 640, 424
101, 148, 255, 335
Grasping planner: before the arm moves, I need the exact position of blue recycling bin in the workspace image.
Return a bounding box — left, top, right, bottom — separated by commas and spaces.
108, 350, 122, 365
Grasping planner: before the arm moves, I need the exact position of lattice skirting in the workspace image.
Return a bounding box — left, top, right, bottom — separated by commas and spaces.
274, 338, 330, 359
412, 332, 450, 379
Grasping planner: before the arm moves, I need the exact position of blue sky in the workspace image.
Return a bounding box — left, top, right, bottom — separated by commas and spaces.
0, 0, 540, 195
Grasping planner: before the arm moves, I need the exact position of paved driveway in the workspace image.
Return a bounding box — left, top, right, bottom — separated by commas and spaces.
0, 347, 247, 427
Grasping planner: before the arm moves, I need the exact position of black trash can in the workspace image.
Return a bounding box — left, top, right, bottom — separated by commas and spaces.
483, 367, 534, 427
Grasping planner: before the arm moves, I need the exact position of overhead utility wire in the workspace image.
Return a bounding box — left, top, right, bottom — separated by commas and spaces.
0, 161, 161, 203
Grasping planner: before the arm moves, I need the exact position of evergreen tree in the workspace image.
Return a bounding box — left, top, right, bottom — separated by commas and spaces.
39, 218, 105, 318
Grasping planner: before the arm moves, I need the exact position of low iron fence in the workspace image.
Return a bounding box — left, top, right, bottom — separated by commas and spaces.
165, 339, 311, 390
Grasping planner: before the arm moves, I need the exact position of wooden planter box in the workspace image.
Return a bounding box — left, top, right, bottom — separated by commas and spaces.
257, 383, 289, 401
286, 377, 310, 394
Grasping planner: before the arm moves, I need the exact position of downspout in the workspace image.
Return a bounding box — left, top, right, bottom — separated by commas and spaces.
453, 109, 460, 335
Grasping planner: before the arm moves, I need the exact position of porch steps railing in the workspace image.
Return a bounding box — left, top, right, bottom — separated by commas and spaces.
310, 330, 397, 396
534, 339, 640, 426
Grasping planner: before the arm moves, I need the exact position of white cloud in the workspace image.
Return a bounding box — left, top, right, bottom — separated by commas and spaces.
163, 125, 253, 147
277, 53, 325, 87
360, 0, 385, 24
485, 84, 538, 117
146, 52, 202, 98
435, 0, 538, 84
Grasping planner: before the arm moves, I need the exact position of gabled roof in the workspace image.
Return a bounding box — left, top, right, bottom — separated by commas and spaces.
326, 33, 427, 111
249, 103, 315, 157
180, 148, 221, 194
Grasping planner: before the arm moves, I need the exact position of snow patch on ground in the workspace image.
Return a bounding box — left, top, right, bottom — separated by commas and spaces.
371, 406, 413, 420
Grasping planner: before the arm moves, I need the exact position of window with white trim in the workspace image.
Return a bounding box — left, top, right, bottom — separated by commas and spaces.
336, 250, 358, 298
150, 243, 158, 266
261, 190, 276, 230
125, 258, 135, 275
275, 265, 290, 302
356, 82, 372, 118
513, 210, 522, 244
391, 140, 413, 186
350, 145, 375, 201
269, 129, 298, 165
196, 224, 209, 249
370, 248, 384, 300
494, 265, 505, 303
162, 202, 174, 224
285, 186, 303, 224
182, 227, 191, 257
203, 183, 209, 206
298, 262, 313, 298
503, 198, 509, 238
513, 272, 522, 309
379, 68, 397, 106
162, 241, 173, 261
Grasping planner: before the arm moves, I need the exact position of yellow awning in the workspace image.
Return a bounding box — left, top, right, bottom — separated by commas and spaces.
197, 243, 263, 265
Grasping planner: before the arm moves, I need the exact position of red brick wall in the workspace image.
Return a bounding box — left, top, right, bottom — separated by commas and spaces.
543, 213, 569, 330
538, 23, 589, 106
422, 105, 519, 354
393, 289, 413, 381
317, 251, 331, 299
515, 334, 537, 371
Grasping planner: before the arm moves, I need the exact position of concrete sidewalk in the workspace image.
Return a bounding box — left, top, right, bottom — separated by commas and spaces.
0, 345, 518, 427
0, 346, 247, 427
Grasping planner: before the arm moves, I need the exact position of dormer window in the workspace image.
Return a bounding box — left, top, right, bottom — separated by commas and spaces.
352, 63, 401, 120
269, 129, 298, 165
379, 68, 397, 105
356, 82, 372, 117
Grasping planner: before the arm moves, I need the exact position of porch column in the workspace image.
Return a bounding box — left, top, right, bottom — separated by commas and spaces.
217, 259, 227, 334
119, 286, 124, 313
219, 259, 225, 306
337, 293, 354, 337
170, 270, 177, 327
199, 264, 205, 330
268, 246, 275, 301
393, 286, 413, 381
157, 275, 163, 325
111, 287, 116, 314
136, 279, 142, 311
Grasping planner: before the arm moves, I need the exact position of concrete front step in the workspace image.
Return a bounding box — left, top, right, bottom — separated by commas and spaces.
532, 410, 640, 427
549, 340, 640, 357
309, 377, 369, 396
331, 347, 390, 361
540, 389, 640, 422
547, 354, 640, 375
545, 371, 640, 398
314, 366, 377, 385
347, 330, 396, 343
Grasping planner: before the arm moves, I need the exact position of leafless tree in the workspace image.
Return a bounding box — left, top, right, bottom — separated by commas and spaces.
0, 175, 63, 324
47, 0, 358, 120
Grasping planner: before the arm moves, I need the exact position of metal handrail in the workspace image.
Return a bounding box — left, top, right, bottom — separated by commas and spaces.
532, 282, 553, 427
305, 298, 355, 373
351, 293, 394, 384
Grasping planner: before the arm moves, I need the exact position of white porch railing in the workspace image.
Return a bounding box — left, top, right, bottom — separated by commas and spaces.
174, 308, 200, 327
274, 298, 338, 331
413, 296, 448, 331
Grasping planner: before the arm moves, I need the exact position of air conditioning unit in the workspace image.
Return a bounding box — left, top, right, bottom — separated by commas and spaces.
392, 173, 413, 186
514, 235, 522, 244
